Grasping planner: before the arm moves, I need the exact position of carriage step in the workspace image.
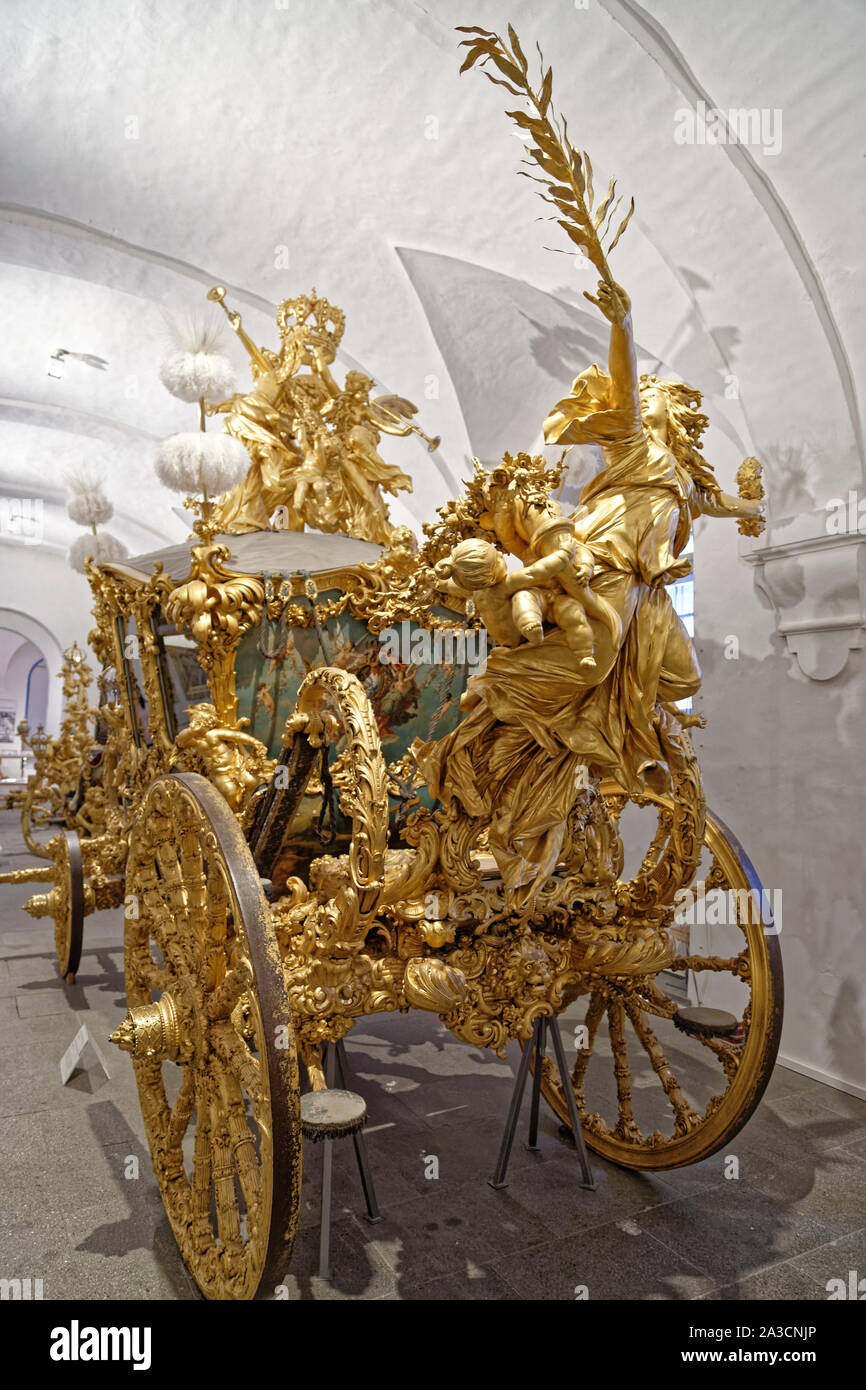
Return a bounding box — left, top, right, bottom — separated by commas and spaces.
673, 1006, 740, 1037
300, 1088, 367, 1142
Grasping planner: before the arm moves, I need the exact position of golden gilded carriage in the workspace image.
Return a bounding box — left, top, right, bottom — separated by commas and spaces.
0, 27, 782, 1300
2, 467, 782, 1300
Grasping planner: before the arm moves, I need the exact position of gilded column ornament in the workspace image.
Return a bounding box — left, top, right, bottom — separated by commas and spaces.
164, 537, 264, 727
19, 641, 100, 857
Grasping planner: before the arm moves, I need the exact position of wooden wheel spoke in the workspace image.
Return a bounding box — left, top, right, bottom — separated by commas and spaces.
670, 953, 749, 978
178, 823, 209, 949
207, 1094, 245, 1256
190, 1087, 213, 1252
633, 979, 679, 1019
128, 936, 171, 992
134, 845, 178, 946
142, 885, 194, 977
154, 837, 190, 930
206, 960, 252, 1022
210, 1020, 263, 1104
137, 1060, 172, 1165
217, 1064, 262, 1221
572, 990, 605, 1093
608, 1001, 641, 1142
624, 999, 702, 1134
167, 1068, 196, 1154
142, 959, 171, 992
201, 873, 230, 994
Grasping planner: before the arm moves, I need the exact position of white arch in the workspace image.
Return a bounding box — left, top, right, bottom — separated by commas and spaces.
0, 608, 64, 734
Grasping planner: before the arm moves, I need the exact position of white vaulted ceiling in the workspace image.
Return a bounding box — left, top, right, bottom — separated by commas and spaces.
0, 0, 863, 594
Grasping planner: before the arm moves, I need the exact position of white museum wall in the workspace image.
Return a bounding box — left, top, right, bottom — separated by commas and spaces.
0, 553, 92, 736
0, 630, 42, 773
0, 631, 44, 727
695, 514, 866, 1097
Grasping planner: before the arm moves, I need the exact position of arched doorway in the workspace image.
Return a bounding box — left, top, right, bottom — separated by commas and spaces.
0, 611, 64, 738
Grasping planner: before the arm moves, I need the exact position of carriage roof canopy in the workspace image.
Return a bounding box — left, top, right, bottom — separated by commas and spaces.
122, 530, 383, 584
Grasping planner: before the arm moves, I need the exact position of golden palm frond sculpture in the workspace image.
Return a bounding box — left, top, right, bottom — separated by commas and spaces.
457, 23, 634, 285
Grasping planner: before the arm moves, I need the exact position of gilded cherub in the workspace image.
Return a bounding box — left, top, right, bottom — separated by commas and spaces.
471, 472, 622, 665
434, 535, 593, 658
435, 512, 620, 667
174, 703, 271, 812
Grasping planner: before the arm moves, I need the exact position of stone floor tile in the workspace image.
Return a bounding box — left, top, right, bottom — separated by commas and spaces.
635, 1184, 839, 1286
491, 1222, 714, 1300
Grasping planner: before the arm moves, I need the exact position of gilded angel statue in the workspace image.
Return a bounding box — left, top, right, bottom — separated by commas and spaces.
320, 372, 417, 544
416, 280, 764, 898
202, 289, 328, 532
204, 287, 438, 543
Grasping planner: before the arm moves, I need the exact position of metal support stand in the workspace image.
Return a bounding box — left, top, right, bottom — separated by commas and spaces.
331, 1039, 382, 1227
315, 1039, 382, 1284
489, 1015, 595, 1191
316, 1043, 335, 1280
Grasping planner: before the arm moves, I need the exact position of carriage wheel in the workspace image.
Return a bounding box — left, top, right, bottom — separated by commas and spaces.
537, 798, 783, 1170
113, 772, 301, 1300
16, 829, 85, 982
53, 830, 85, 982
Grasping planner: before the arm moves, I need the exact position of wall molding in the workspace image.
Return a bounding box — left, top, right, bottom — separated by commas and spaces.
741, 510, 866, 680
777, 1052, 866, 1102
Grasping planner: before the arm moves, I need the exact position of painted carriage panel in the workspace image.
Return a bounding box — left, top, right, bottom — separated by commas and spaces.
234, 594, 473, 763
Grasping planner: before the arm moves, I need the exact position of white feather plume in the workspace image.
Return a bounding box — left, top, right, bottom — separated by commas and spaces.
162, 307, 226, 356
67, 531, 128, 573
159, 351, 236, 403
160, 307, 236, 402
65, 469, 114, 527
155, 431, 251, 497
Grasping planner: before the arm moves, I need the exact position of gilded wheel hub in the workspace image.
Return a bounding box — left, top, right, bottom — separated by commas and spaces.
110, 991, 184, 1062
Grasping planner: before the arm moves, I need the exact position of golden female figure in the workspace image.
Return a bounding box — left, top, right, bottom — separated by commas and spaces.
542, 278, 763, 788
415, 281, 762, 901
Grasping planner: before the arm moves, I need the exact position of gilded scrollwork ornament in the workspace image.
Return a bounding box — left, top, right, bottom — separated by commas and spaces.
165, 539, 264, 726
